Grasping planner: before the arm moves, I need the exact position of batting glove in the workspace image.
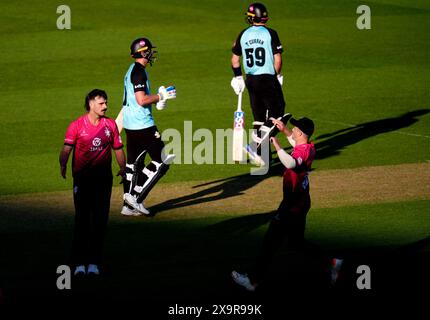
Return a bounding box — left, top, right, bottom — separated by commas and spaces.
277, 74, 284, 86
231, 76, 245, 95
158, 85, 176, 101
156, 99, 167, 110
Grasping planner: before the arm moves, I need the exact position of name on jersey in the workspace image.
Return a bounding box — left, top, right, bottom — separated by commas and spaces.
245, 39, 264, 46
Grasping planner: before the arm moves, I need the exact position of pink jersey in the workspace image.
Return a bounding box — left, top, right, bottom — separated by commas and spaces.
64, 115, 123, 176
283, 142, 315, 194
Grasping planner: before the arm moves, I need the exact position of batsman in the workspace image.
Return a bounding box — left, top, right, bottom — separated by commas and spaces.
230, 2, 286, 166
118, 37, 176, 216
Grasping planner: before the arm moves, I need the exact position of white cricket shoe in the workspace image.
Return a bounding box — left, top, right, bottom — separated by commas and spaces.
74, 265, 86, 276
124, 193, 150, 215
244, 145, 266, 167
231, 271, 256, 292
121, 205, 143, 217
87, 264, 100, 276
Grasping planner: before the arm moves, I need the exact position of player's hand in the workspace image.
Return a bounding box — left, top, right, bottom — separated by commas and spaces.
116, 168, 126, 184
156, 99, 167, 110
61, 166, 67, 179
231, 76, 245, 95
277, 74, 283, 86
158, 86, 176, 101
272, 118, 286, 133
270, 137, 281, 151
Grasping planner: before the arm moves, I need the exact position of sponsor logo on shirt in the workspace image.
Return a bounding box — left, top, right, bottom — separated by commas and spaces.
277, 45, 282, 50
154, 131, 161, 139
134, 84, 145, 89
92, 137, 101, 146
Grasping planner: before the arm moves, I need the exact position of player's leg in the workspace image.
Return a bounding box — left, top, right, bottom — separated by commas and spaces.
88, 171, 112, 274
233, 203, 289, 292
71, 176, 91, 275
244, 76, 269, 165
135, 126, 175, 203
251, 201, 291, 284
123, 129, 147, 195
122, 129, 148, 216
253, 75, 288, 157
264, 75, 285, 120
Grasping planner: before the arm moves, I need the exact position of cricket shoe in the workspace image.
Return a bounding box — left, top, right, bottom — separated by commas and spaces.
87, 264, 100, 276
121, 205, 144, 217
74, 265, 86, 277
124, 193, 150, 216
231, 271, 256, 292
244, 144, 266, 167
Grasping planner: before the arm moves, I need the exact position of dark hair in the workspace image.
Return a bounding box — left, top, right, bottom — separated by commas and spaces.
85, 89, 108, 111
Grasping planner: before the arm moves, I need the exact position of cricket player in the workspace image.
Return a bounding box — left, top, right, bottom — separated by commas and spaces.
230, 2, 286, 165
231, 116, 343, 290
120, 37, 176, 216
59, 89, 125, 276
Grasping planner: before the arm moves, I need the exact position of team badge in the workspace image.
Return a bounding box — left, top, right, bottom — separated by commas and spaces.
92, 137, 101, 146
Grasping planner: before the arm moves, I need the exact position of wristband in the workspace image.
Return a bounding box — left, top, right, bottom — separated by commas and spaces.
232, 66, 242, 77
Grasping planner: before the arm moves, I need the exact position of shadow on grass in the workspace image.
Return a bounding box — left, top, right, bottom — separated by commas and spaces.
151, 109, 429, 215
315, 109, 430, 159
1, 209, 428, 310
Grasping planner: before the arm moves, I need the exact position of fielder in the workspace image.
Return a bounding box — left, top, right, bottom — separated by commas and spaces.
232, 116, 343, 290
230, 2, 286, 166
59, 89, 126, 276
119, 37, 176, 216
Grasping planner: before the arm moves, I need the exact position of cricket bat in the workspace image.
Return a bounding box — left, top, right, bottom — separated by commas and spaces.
115, 108, 124, 133
232, 92, 245, 162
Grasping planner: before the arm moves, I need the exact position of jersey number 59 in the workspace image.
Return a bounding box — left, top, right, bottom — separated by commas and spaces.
245, 47, 266, 68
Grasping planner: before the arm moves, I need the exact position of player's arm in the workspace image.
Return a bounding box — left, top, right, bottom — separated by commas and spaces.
114, 149, 126, 182
60, 122, 77, 179
111, 120, 126, 181
274, 53, 282, 75
59, 145, 73, 179
134, 90, 160, 106
272, 119, 293, 144
270, 137, 296, 169
231, 53, 241, 69
230, 32, 245, 95
269, 28, 284, 84
131, 68, 160, 106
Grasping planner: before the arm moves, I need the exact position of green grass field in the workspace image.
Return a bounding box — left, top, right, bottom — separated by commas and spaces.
0, 0, 429, 313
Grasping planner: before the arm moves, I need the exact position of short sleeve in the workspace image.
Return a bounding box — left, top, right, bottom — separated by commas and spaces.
131, 65, 148, 93
64, 121, 78, 146
268, 28, 283, 54
291, 145, 310, 167
232, 29, 246, 56
110, 120, 123, 150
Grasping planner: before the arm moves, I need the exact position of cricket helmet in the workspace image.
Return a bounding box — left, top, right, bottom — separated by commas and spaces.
246, 3, 269, 24
130, 37, 157, 65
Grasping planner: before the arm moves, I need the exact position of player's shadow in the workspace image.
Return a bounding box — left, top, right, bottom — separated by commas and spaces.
148, 167, 284, 215
314, 109, 429, 160
150, 109, 429, 215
